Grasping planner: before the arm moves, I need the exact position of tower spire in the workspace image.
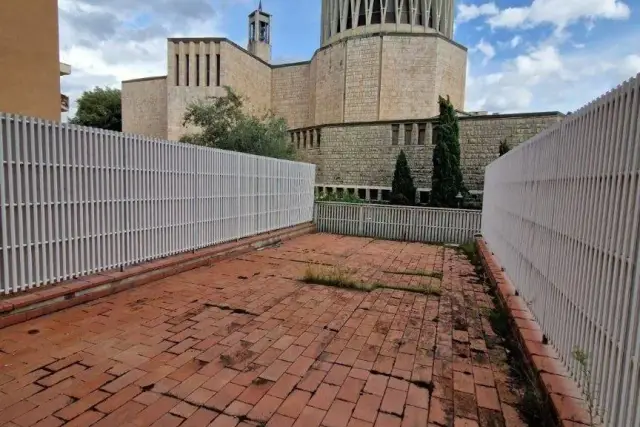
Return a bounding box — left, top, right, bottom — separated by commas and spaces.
248, 0, 271, 63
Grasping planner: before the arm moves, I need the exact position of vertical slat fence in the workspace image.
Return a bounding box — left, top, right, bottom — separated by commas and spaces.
481, 73, 640, 427
314, 202, 481, 244
0, 113, 315, 294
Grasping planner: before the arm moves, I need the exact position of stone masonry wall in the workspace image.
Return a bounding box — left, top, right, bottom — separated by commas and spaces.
167, 85, 227, 141
293, 113, 563, 191
299, 124, 433, 188
313, 41, 346, 125
379, 36, 438, 121
343, 36, 381, 122
124, 34, 468, 140
271, 64, 311, 129
435, 38, 467, 113
459, 115, 562, 189
122, 77, 168, 139
308, 59, 318, 127
221, 41, 272, 117
308, 33, 466, 126
378, 36, 466, 120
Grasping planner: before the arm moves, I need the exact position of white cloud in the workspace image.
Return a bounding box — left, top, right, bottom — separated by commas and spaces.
473, 39, 496, 65
622, 55, 640, 77
466, 32, 640, 114
59, 0, 231, 116
510, 36, 522, 48
458, 0, 630, 32
513, 46, 565, 83
486, 0, 631, 31
456, 2, 499, 23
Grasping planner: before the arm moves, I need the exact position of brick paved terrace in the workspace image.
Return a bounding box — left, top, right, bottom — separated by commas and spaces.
0, 234, 531, 427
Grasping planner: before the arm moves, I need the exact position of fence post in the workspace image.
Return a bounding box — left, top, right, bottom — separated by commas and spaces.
236, 154, 241, 241
0, 115, 7, 294
313, 201, 318, 226
193, 147, 198, 252
409, 208, 416, 242
121, 133, 128, 272
358, 204, 364, 236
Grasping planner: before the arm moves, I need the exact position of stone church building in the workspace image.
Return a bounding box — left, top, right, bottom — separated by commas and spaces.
122, 0, 562, 202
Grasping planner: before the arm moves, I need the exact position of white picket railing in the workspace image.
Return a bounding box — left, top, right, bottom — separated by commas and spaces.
482, 73, 640, 427
0, 113, 316, 295
314, 202, 481, 244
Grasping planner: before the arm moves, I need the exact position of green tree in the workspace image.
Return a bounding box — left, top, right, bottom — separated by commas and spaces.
69, 87, 121, 131
180, 87, 295, 160
430, 96, 466, 207
390, 150, 416, 205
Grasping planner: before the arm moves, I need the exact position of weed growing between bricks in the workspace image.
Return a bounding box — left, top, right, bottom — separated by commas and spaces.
382, 269, 444, 280
459, 241, 558, 427
301, 265, 443, 296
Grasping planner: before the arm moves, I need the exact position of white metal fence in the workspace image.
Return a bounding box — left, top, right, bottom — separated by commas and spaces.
315, 202, 481, 244
482, 73, 640, 426
0, 113, 316, 295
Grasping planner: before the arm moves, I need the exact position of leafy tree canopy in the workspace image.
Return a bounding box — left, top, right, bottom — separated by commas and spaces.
69, 87, 121, 131
391, 150, 416, 205
430, 96, 466, 207
180, 87, 295, 160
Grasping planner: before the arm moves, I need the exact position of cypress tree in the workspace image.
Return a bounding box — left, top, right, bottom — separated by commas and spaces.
391, 150, 416, 205
430, 96, 466, 207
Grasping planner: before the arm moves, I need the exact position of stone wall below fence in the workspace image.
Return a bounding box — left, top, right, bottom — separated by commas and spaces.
291, 112, 563, 193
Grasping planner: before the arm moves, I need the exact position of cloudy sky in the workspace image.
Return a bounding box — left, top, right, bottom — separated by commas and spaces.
59, 0, 640, 116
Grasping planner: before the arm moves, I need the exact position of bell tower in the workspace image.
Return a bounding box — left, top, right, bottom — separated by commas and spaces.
248, 1, 271, 63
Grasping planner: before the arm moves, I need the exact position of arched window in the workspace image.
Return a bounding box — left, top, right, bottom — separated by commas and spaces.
358, 0, 366, 26
400, 0, 410, 23
428, 4, 435, 28
371, 0, 382, 23
385, 0, 395, 23
439, 8, 447, 33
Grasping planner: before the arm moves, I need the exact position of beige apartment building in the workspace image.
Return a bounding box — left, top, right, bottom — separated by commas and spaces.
0, 0, 70, 121
123, 0, 562, 200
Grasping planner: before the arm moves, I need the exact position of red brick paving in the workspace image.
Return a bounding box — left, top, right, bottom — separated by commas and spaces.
0, 233, 528, 426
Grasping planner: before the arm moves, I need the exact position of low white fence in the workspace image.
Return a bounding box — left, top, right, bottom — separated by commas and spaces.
314, 202, 481, 244
0, 113, 316, 294
482, 73, 640, 427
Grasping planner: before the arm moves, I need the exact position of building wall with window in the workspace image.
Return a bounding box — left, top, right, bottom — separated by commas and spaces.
123, 33, 466, 139
0, 0, 63, 121
320, 0, 455, 46
123, 39, 273, 140
290, 112, 563, 192
121, 2, 562, 203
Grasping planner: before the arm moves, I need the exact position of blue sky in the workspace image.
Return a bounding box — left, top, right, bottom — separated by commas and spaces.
59, 0, 640, 115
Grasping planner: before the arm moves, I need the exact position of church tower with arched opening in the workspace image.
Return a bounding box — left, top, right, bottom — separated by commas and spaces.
122, 0, 563, 204
248, 1, 271, 63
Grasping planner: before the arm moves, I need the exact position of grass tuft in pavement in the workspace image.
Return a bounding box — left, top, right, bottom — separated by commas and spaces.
302, 265, 442, 296
383, 269, 444, 280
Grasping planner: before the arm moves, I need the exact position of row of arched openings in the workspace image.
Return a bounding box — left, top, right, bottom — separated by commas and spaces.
339, 0, 439, 30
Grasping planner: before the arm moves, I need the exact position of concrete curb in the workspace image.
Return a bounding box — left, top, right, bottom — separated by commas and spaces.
476, 237, 594, 427
0, 223, 316, 329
